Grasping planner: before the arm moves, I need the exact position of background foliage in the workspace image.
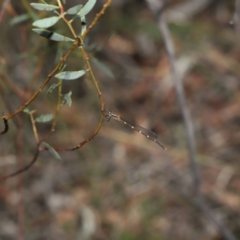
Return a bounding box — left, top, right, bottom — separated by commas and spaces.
0, 0, 239, 240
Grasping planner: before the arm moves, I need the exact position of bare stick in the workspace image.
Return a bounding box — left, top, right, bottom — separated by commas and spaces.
0, 143, 41, 182
146, 0, 200, 196
145, 1, 236, 240
0, 115, 8, 135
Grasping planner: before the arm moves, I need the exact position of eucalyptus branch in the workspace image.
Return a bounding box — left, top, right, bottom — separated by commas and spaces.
82, 0, 112, 39
79, 46, 105, 112
44, 0, 110, 151
1, 0, 112, 177
53, 116, 105, 151
57, 1, 77, 38
3, 41, 78, 121
29, 110, 39, 143
41, 79, 62, 141
0, 142, 41, 182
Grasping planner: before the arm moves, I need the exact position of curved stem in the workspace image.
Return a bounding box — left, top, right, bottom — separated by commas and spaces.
0, 142, 41, 182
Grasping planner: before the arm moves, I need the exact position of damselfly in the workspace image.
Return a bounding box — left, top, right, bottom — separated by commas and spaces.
104, 110, 166, 150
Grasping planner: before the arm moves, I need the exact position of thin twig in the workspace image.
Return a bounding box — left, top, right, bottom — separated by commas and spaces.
52, 116, 105, 151
29, 110, 39, 143
0, 115, 8, 135
0, 142, 41, 182
41, 79, 62, 141
193, 196, 237, 240
0, 82, 22, 131
146, 0, 201, 197
161, 19, 201, 192
16, 113, 24, 240
82, 0, 112, 39
3, 41, 78, 121
145, 1, 237, 240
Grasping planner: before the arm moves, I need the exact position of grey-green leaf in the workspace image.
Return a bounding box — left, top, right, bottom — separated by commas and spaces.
78, 0, 96, 17
62, 91, 72, 107
10, 14, 29, 26
91, 58, 114, 79
30, 3, 59, 11
47, 83, 59, 94
41, 142, 62, 161
35, 114, 54, 123
33, 16, 60, 28
32, 29, 74, 42
23, 108, 31, 114
55, 70, 86, 80
80, 16, 87, 35
66, 4, 82, 15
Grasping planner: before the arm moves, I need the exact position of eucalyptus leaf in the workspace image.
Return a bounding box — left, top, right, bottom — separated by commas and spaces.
55, 70, 86, 80
10, 14, 29, 26
41, 142, 62, 161
35, 114, 53, 123
23, 108, 31, 114
47, 83, 59, 94
62, 91, 72, 107
30, 3, 59, 11
91, 58, 114, 79
78, 0, 96, 17
66, 4, 82, 15
33, 16, 60, 28
81, 16, 87, 35
33, 29, 74, 42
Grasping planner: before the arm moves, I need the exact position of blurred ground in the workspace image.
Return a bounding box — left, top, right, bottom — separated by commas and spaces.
0, 0, 240, 240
